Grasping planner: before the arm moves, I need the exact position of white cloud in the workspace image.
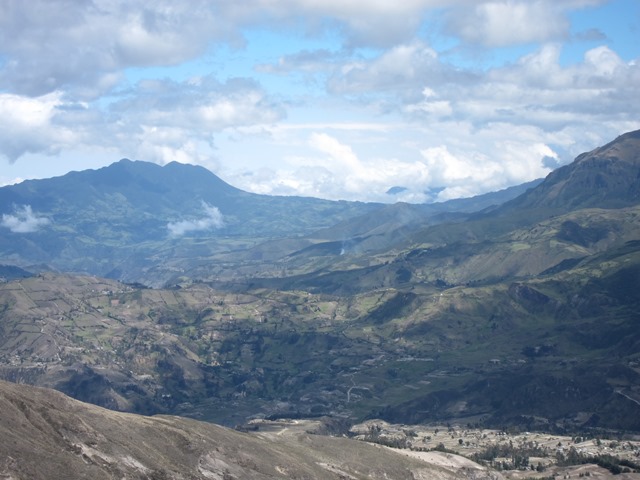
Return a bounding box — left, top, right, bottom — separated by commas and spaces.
1, 205, 51, 233
230, 132, 435, 202
404, 88, 453, 118
225, 120, 593, 203
305, 132, 432, 198
445, 0, 608, 48
112, 77, 283, 130
447, 1, 569, 47
309, 133, 362, 175
133, 127, 210, 167
0, 75, 284, 166
167, 202, 225, 237
583, 45, 626, 78
327, 41, 445, 94
0, 1, 232, 97
0, 0, 637, 204
0, 0, 613, 99
0, 0, 455, 97
419, 136, 557, 201
0, 92, 79, 162
107, 76, 284, 168
248, 0, 460, 48
397, 44, 640, 136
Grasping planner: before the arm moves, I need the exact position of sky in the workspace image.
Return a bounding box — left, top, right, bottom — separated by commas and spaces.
0, 0, 638, 204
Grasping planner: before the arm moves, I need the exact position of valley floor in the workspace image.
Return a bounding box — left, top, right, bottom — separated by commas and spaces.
247, 418, 640, 479
350, 420, 640, 479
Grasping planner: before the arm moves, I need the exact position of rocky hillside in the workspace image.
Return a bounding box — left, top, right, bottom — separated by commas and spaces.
500, 129, 640, 212
199, 130, 640, 292
0, 379, 496, 480
1, 235, 639, 432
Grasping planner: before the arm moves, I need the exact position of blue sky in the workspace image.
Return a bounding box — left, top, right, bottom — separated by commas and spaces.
0, 0, 638, 203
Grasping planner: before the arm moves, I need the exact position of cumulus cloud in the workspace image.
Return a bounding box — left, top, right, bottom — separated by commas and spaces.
167, 202, 225, 237
446, 1, 569, 47
0, 0, 637, 204
0, 0, 612, 99
0, 0, 454, 97
245, 0, 457, 48
0, 0, 233, 97
444, 0, 608, 47
404, 87, 453, 118
419, 138, 556, 200
322, 42, 639, 142
327, 41, 449, 95
0, 92, 78, 162
311, 39, 640, 190
226, 121, 581, 203
231, 132, 434, 202
469, 45, 640, 129
307, 132, 435, 199
1, 205, 51, 233
326, 40, 640, 132
0, 74, 284, 165
109, 76, 284, 167
113, 76, 283, 131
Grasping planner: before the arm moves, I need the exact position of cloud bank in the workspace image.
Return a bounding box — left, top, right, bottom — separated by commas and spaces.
0, 0, 637, 203
167, 202, 225, 237
1, 205, 51, 233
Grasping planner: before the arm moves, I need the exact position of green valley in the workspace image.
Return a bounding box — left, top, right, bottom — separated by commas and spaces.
1, 129, 639, 437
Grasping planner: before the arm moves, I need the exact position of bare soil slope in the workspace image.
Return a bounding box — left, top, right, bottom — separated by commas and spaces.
0, 379, 498, 479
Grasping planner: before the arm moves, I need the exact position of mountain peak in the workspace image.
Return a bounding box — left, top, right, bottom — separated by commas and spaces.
504, 129, 640, 212
574, 128, 640, 165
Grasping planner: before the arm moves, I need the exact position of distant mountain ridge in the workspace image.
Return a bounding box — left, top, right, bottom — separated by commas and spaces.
501, 129, 640, 212
216, 129, 640, 293
0, 156, 540, 285
0, 159, 382, 282
0, 158, 359, 239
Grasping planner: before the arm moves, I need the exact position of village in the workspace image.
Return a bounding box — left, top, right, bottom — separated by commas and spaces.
348, 420, 640, 478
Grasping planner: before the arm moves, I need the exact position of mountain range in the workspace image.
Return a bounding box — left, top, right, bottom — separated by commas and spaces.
1, 129, 639, 438
0, 159, 378, 285
0, 158, 538, 286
